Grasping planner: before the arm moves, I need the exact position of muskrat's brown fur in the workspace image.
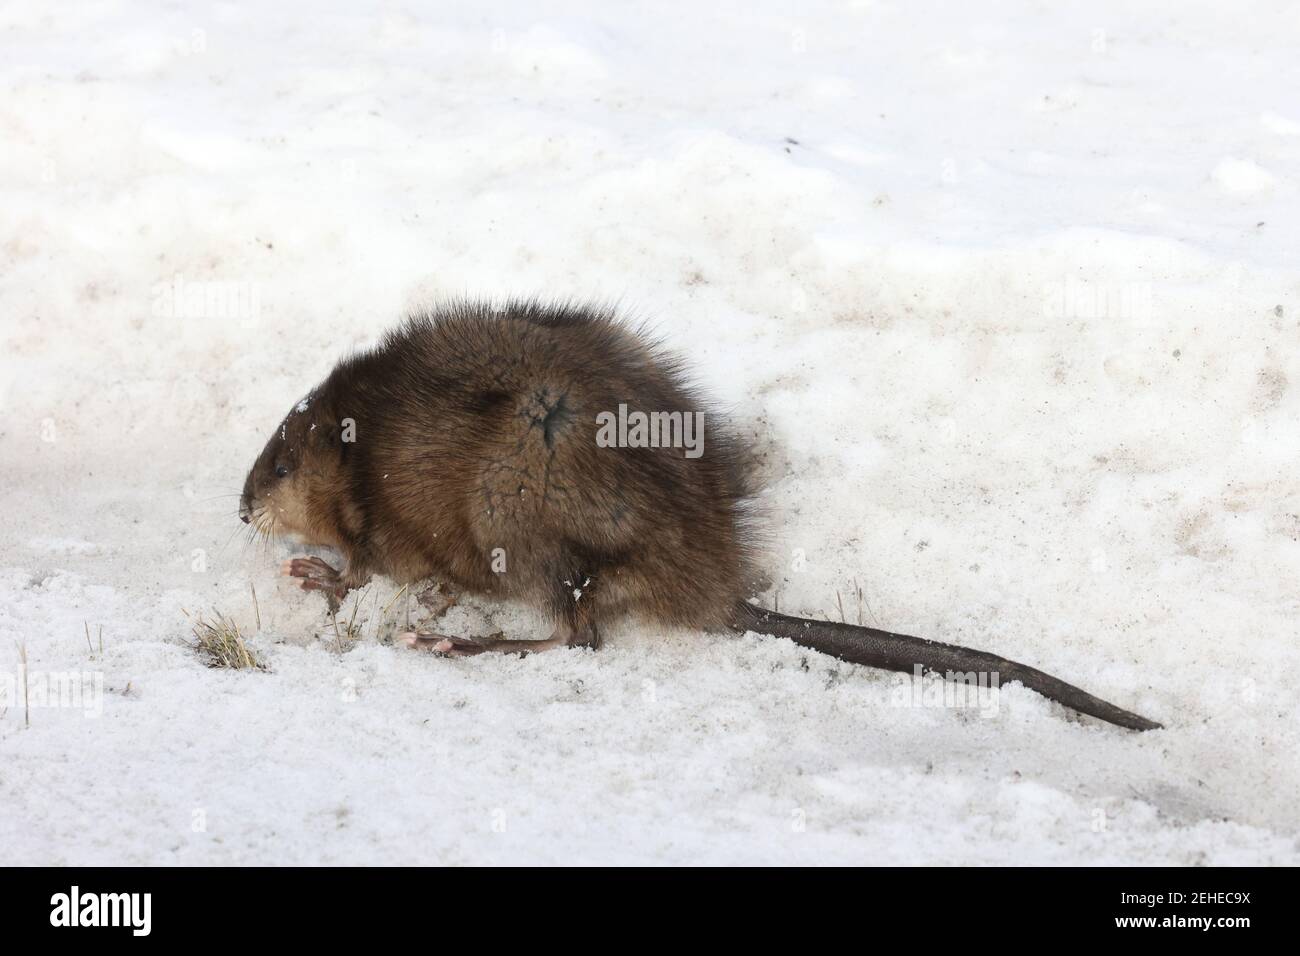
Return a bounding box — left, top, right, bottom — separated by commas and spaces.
241, 300, 1161, 731
241, 301, 757, 648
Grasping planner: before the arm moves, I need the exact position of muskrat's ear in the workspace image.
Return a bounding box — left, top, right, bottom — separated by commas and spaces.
316, 422, 349, 461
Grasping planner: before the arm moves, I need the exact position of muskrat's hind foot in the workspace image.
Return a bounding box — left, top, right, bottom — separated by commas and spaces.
402, 567, 602, 658
401, 630, 565, 657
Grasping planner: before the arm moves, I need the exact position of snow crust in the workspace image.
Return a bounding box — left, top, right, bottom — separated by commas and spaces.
1, 1, 1298, 864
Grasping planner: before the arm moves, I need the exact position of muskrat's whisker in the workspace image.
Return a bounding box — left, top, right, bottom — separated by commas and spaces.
215, 521, 249, 559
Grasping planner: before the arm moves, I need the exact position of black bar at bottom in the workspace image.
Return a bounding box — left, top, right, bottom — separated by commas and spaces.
0, 865, 1283, 942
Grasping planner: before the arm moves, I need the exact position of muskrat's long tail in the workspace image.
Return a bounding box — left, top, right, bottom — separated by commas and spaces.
730, 603, 1161, 731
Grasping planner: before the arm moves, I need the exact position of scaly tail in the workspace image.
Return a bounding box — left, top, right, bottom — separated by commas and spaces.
730, 603, 1161, 731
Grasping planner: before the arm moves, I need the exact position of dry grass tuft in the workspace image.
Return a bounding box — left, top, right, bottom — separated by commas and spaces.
189, 611, 265, 670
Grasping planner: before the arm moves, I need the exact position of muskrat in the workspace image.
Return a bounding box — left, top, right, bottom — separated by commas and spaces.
239, 300, 1161, 731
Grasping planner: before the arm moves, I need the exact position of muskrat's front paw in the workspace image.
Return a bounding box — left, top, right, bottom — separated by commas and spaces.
281, 557, 349, 604
401, 630, 503, 657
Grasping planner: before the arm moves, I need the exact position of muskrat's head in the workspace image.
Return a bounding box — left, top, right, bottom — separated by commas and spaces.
239, 390, 351, 546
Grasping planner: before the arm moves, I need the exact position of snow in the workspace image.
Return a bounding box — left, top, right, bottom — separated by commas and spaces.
2, 1, 1299, 865
1212, 158, 1278, 196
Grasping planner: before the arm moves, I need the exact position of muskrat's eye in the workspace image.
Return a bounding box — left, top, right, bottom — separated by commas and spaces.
275, 464, 289, 479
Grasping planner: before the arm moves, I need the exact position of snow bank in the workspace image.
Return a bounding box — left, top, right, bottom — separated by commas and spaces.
1, 0, 1297, 864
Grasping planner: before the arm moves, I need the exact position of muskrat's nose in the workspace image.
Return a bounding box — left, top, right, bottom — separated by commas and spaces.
241, 514, 251, 524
